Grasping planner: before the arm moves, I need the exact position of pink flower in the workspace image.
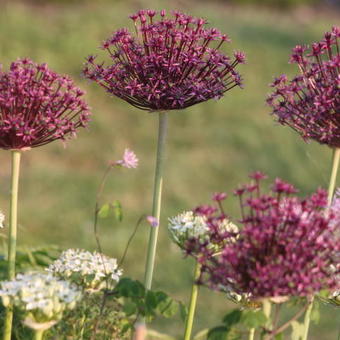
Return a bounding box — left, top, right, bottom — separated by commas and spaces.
116, 149, 138, 169
146, 216, 158, 228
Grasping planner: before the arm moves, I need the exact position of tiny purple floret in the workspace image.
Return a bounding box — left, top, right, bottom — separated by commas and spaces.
115, 148, 139, 169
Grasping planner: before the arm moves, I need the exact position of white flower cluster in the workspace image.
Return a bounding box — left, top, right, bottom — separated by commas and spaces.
0, 211, 5, 228
0, 272, 81, 330
48, 249, 122, 292
329, 291, 340, 306
168, 211, 238, 251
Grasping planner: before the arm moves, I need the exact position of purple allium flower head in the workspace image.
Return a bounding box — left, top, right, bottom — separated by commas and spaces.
0, 58, 90, 150
115, 148, 139, 168
268, 27, 340, 147
84, 10, 245, 112
198, 175, 340, 299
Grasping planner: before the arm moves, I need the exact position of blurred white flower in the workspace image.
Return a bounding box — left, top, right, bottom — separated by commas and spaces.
0, 211, 5, 228
0, 272, 81, 330
48, 249, 122, 292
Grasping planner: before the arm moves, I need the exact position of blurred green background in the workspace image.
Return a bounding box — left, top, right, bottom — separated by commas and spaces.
0, 0, 339, 338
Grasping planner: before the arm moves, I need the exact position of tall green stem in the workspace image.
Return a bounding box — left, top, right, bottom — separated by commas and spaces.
302, 147, 340, 340
3, 150, 21, 340
262, 299, 272, 340
248, 328, 255, 340
144, 112, 168, 291
184, 261, 201, 340
33, 330, 44, 340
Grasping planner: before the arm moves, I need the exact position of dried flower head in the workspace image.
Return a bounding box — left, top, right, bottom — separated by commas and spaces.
115, 148, 139, 168
0, 272, 81, 330
47, 249, 122, 292
84, 10, 245, 112
0, 58, 90, 150
268, 27, 340, 147
200, 174, 340, 299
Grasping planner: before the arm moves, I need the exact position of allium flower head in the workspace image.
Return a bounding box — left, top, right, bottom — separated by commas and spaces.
0, 272, 81, 330
84, 10, 245, 112
0, 58, 90, 150
47, 249, 122, 292
201, 174, 340, 299
268, 27, 340, 147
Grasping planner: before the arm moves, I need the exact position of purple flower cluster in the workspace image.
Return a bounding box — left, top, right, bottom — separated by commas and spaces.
268, 27, 340, 147
84, 10, 245, 112
195, 173, 340, 299
0, 59, 90, 150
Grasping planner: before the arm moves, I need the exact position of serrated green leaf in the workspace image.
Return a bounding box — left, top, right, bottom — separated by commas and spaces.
291, 321, 304, 340
98, 203, 111, 218
146, 291, 158, 310
207, 326, 230, 340
222, 309, 242, 328
240, 310, 267, 329
157, 296, 179, 318
112, 200, 123, 222
123, 301, 137, 316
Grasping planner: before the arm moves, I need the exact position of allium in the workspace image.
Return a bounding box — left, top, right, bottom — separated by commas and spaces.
268, 27, 340, 147
200, 174, 340, 299
84, 10, 245, 112
0, 272, 81, 330
115, 148, 139, 168
0, 58, 90, 150
47, 249, 122, 292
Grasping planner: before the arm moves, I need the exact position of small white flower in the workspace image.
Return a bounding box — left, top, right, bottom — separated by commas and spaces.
0, 272, 81, 330
0, 211, 5, 228
48, 249, 122, 292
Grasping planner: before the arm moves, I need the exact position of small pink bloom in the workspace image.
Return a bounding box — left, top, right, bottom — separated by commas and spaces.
212, 192, 227, 202
146, 215, 158, 227
116, 149, 138, 169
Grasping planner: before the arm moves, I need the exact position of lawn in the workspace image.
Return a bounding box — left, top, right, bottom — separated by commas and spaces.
0, 0, 339, 338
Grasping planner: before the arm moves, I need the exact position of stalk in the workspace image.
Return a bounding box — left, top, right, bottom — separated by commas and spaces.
184, 261, 201, 340
262, 299, 272, 340
3, 150, 22, 340
302, 147, 340, 340
33, 330, 44, 340
248, 328, 255, 340
144, 112, 168, 290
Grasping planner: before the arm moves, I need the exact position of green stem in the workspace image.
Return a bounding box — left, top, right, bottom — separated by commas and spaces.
33, 330, 44, 340
262, 299, 272, 340
144, 112, 168, 291
248, 328, 255, 340
327, 148, 340, 205
3, 150, 21, 340
184, 261, 201, 340
301, 148, 340, 340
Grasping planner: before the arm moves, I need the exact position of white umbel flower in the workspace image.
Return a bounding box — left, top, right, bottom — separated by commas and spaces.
0, 272, 81, 330
0, 211, 5, 228
48, 249, 122, 292
168, 211, 238, 251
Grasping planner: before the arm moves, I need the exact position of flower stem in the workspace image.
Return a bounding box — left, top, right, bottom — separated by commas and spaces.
33, 330, 44, 340
262, 299, 272, 340
301, 148, 340, 340
248, 328, 255, 340
184, 260, 201, 340
3, 150, 21, 340
143, 112, 168, 291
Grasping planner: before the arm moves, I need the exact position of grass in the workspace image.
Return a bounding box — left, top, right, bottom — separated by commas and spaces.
0, 0, 339, 338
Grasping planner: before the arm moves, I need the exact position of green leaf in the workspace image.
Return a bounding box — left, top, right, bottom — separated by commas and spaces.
274, 333, 284, 340
115, 278, 145, 298
179, 302, 188, 323
112, 200, 123, 222
222, 309, 242, 328
98, 203, 110, 218
240, 310, 267, 329
123, 301, 137, 316
207, 326, 230, 340
291, 321, 305, 340
155, 293, 179, 318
